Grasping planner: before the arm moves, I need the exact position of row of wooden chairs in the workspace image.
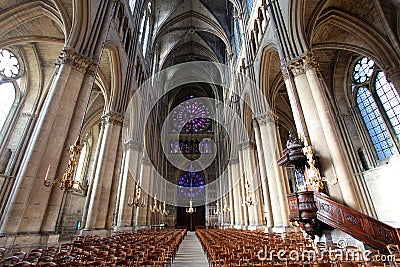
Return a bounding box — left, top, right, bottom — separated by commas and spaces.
0, 228, 187, 266
196, 229, 399, 267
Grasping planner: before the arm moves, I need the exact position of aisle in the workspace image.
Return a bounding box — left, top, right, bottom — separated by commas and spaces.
172, 231, 209, 267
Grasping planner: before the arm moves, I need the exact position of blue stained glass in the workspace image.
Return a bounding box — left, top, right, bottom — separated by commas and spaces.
234, 19, 241, 55
246, 0, 253, 14
375, 71, 400, 139
356, 86, 396, 159
177, 171, 205, 198
353, 58, 374, 84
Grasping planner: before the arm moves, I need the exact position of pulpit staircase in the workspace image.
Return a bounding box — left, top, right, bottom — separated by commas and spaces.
278, 133, 400, 252
287, 191, 400, 251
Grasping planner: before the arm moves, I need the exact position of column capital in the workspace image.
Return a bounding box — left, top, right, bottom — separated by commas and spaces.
302, 52, 319, 72
102, 111, 124, 125
256, 112, 278, 126
289, 59, 305, 77
56, 49, 95, 75
280, 66, 291, 81
238, 141, 256, 151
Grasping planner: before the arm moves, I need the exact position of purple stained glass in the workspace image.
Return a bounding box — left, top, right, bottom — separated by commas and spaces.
172, 99, 211, 133
177, 171, 205, 198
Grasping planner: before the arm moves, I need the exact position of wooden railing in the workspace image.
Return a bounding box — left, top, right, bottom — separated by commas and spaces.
288, 191, 400, 251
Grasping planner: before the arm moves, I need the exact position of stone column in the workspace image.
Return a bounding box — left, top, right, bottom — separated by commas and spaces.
265, 113, 290, 227
0, 50, 94, 239
303, 53, 361, 211
116, 141, 142, 228
238, 147, 248, 227
81, 122, 105, 229
257, 114, 283, 227
281, 67, 309, 142
84, 112, 123, 233
241, 142, 257, 226
227, 164, 235, 226
136, 156, 152, 227
231, 159, 242, 227
253, 120, 273, 228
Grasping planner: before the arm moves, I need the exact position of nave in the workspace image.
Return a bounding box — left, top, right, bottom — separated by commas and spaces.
172, 231, 208, 267
0, 228, 399, 266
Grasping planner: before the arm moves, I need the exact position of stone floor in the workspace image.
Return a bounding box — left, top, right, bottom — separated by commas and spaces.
172, 231, 209, 267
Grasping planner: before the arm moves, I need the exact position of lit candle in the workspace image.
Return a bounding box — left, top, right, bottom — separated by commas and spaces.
44, 165, 51, 181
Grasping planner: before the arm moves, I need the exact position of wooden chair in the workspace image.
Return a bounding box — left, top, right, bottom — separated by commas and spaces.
0, 247, 7, 261
14, 262, 33, 267
27, 251, 42, 263
387, 245, 400, 255
367, 261, 386, 267
36, 262, 57, 267
13, 251, 27, 261
3, 255, 20, 266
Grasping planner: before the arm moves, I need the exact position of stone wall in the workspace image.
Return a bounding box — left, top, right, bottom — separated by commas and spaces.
363, 155, 400, 227
59, 191, 87, 239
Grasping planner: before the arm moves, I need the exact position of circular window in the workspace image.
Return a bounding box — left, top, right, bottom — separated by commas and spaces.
352, 57, 374, 84
171, 99, 211, 133
0, 49, 20, 78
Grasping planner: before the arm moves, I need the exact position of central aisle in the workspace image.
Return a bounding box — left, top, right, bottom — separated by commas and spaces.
172, 231, 209, 267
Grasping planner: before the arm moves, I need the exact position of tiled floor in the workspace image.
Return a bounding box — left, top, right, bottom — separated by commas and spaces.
172, 231, 209, 267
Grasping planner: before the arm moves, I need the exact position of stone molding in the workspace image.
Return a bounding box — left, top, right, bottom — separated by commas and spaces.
289, 60, 305, 77
102, 111, 124, 125
56, 49, 95, 75
288, 52, 320, 77
238, 141, 256, 151
256, 112, 278, 126
302, 52, 319, 72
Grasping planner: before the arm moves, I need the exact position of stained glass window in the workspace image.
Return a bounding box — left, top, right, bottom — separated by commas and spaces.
375, 72, 400, 140
234, 19, 241, 55
142, 19, 150, 56
246, 0, 254, 14
0, 49, 20, 131
0, 83, 15, 131
0, 49, 20, 78
171, 98, 212, 133
356, 87, 396, 159
352, 57, 374, 85
177, 171, 205, 198
352, 57, 400, 159
129, 0, 136, 13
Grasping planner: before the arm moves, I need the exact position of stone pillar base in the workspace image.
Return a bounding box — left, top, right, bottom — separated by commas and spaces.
135, 225, 151, 231
271, 226, 295, 233
79, 229, 112, 237
113, 226, 135, 232
0, 232, 60, 251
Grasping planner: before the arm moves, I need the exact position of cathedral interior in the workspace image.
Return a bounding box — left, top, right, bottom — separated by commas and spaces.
0, 0, 400, 265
